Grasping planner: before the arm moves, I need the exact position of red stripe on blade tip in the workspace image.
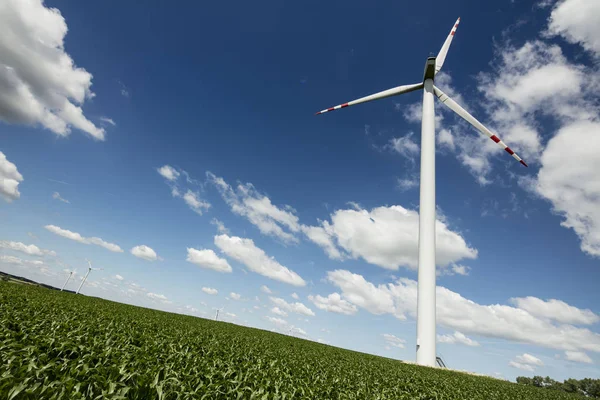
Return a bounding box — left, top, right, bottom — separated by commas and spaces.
520, 160, 528, 167
489, 135, 500, 143
505, 147, 515, 155
341, 103, 349, 108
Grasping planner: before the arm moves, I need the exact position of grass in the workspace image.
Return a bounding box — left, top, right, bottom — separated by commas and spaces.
0, 281, 581, 399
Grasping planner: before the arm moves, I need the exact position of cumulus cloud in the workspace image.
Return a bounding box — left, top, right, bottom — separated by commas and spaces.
546, 0, 600, 57
0, 240, 55, 256
270, 307, 288, 317
186, 248, 232, 273
509, 353, 546, 372
52, 192, 70, 204
437, 331, 480, 347
0, 152, 23, 202
511, 296, 599, 325
382, 333, 406, 349
202, 287, 218, 295
45, 225, 123, 253
147, 293, 167, 301
325, 269, 600, 354
0, 0, 105, 139
157, 165, 180, 182
230, 292, 241, 300
303, 205, 477, 271
308, 293, 358, 315
564, 350, 593, 364
291, 292, 299, 300
182, 190, 211, 215
207, 172, 300, 243
534, 121, 600, 257
115, 274, 124, 281
214, 234, 305, 286
130, 245, 159, 261
157, 165, 210, 215
387, 133, 420, 162
270, 296, 315, 316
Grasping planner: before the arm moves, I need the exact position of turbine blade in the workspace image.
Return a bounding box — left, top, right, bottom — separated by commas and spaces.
433, 85, 528, 167
435, 18, 460, 75
315, 83, 423, 115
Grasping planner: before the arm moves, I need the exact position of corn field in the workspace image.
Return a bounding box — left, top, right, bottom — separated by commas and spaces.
0, 281, 581, 399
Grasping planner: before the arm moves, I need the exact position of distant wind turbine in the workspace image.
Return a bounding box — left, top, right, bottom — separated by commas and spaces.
315, 18, 527, 367
215, 307, 224, 321
60, 270, 75, 291
76, 260, 103, 295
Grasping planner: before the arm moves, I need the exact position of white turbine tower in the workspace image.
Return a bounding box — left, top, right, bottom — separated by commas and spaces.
76, 260, 103, 295
60, 270, 75, 291
315, 18, 527, 367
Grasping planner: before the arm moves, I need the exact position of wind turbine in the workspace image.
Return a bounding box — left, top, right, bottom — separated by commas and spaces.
76, 260, 103, 295
60, 269, 75, 291
215, 307, 224, 321
315, 18, 527, 367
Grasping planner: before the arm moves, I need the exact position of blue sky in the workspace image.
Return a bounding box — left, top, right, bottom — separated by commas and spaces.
1, 0, 600, 382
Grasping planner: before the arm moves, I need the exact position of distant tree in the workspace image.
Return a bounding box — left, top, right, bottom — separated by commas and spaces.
532, 376, 544, 388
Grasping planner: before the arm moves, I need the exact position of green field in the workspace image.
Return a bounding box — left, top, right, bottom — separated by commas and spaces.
0, 281, 580, 399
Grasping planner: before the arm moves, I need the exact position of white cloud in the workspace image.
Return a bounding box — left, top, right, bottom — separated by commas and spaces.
0, 152, 23, 202
115, 274, 124, 281
387, 133, 419, 161
509, 361, 535, 372
266, 316, 288, 328
0, 0, 105, 139
230, 292, 241, 300
157, 165, 180, 182
511, 296, 599, 325
99, 117, 116, 126
51, 192, 70, 204
450, 264, 470, 276
437, 331, 480, 347
130, 245, 159, 262
270, 307, 288, 317
546, 0, 600, 57
210, 218, 229, 234
0, 255, 45, 268
326, 269, 600, 354
202, 287, 218, 295
0, 240, 55, 256
382, 333, 406, 349
535, 121, 600, 257
270, 296, 315, 316
396, 177, 419, 191
304, 205, 477, 271
260, 285, 272, 294
147, 293, 167, 301
158, 166, 211, 215
45, 225, 123, 253
515, 353, 544, 366
291, 292, 299, 300
186, 248, 232, 273
214, 234, 305, 286
308, 293, 358, 315
182, 190, 211, 215
564, 350, 593, 364
208, 172, 300, 243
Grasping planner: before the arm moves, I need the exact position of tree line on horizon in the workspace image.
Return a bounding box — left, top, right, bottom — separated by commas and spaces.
516, 376, 600, 398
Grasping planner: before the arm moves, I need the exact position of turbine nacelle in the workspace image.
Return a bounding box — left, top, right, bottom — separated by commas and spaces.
423, 57, 437, 82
